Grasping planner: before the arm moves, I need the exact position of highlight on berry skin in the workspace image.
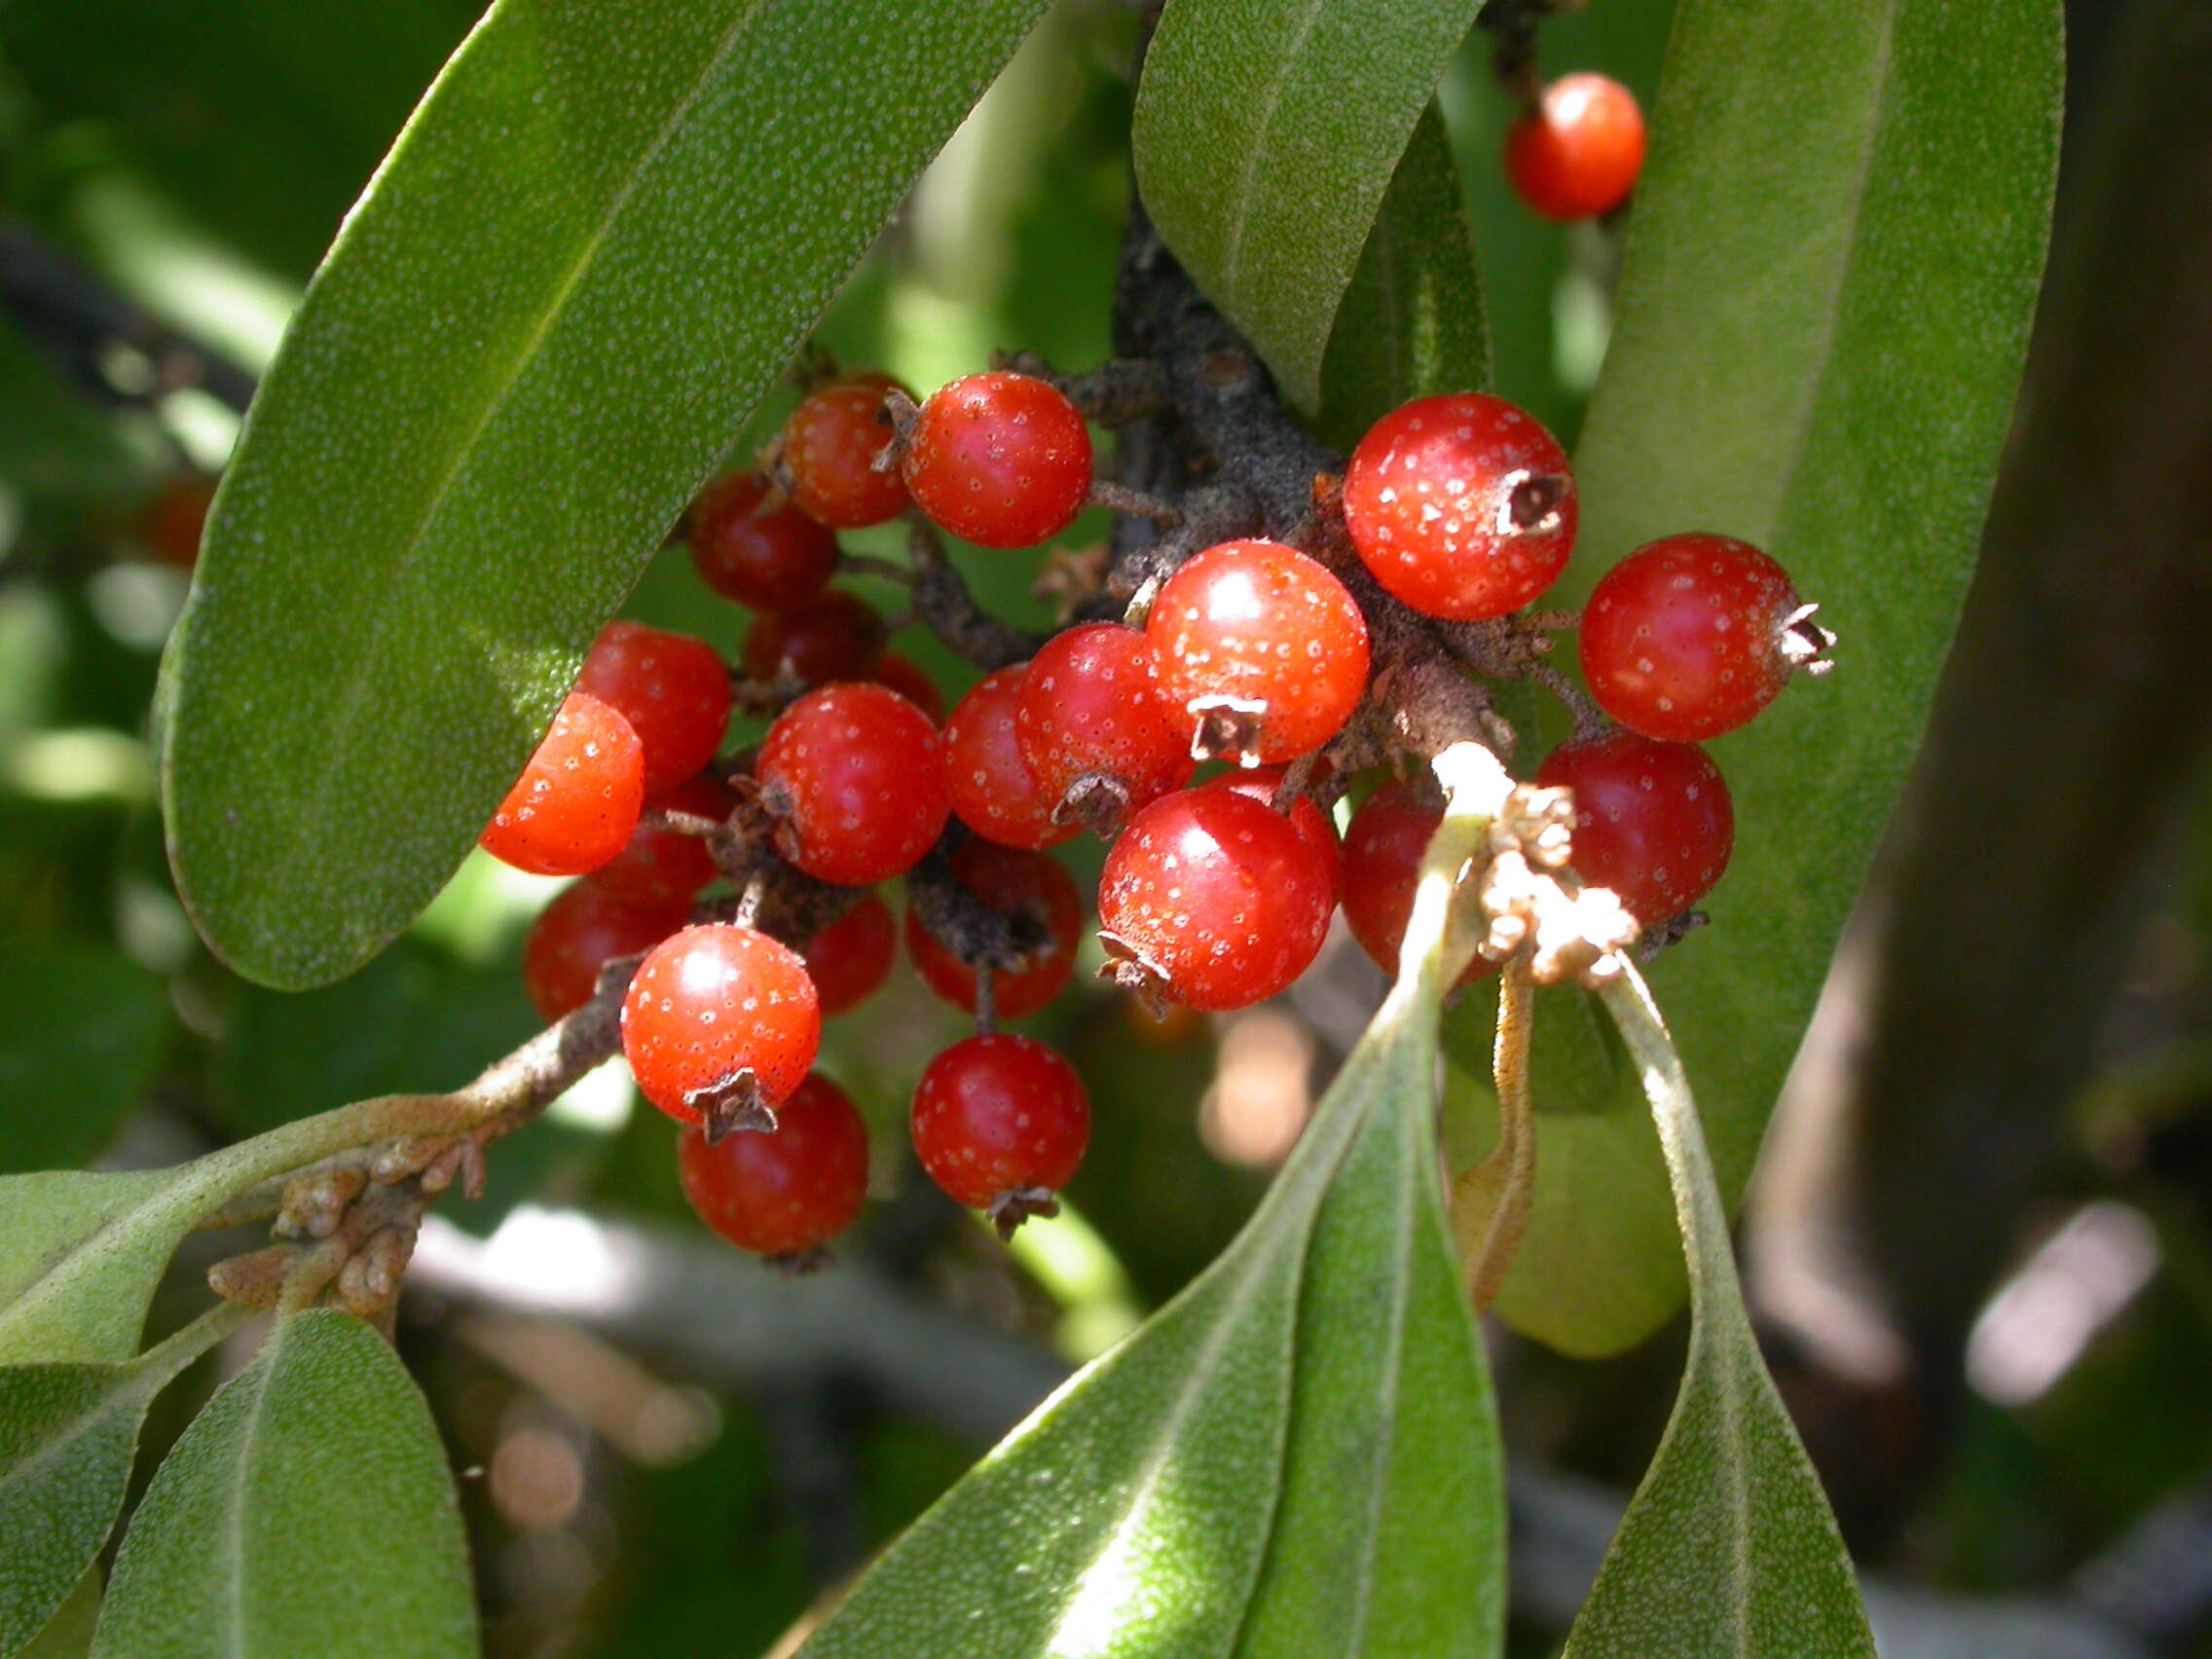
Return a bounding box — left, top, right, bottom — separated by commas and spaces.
1579, 532, 1833, 743
1342, 391, 1579, 621
621, 923, 823, 1140
479, 690, 645, 877
1503, 71, 1647, 222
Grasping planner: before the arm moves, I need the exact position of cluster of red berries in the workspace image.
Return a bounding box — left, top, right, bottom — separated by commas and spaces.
475, 364, 1827, 1267
1502, 72, 1646, 223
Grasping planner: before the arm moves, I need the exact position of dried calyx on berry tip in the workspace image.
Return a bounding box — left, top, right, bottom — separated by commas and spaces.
688, 1068, 778, 1144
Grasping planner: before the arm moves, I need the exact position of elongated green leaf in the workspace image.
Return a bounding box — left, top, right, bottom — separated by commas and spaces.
1483, 0, 2061, 1354
797, 755, 1502, 1659
164, 0, 1051, 990
1315, 102, 1492, 450
0, 942, 167, 1174
21, 1569, 100, 1659
1132, 0, 1483, 411
93, 1310, 476, 1659
1563, 969, 1873, 1658
0, 1096, 466, 1365
0, 1306, 248, 1654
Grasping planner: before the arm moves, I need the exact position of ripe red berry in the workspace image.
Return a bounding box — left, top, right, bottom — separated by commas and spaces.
1342, 392, 1577, 621
678, 1073, 868, 1259
756, 682, 951, 886
1504, 73, 1646, 222
141, 474, 214, 570
1535, 730, 1734, 923
740, 591, 888, 686
687, 470, 840, 613
622, 923, 821, 1135
1014, 623, 1195, 835
872, 650, 945, 722
907, 841, 1082, 1021
1580, 533, 1825, 743
901, 371, 1092, 549
1340, 779, 1497, 986
911, 1033, 1088, 1231
1146, 539, 1370, 767
523, 875, 693, 1022
1097, 787, 1335, 1012
576, 621, 732, 796
1197, 766, 1342, 905
480, 692, 645, 876
597, 768, 732, 899
942, 664, 1077, 851
802, 894, 898, 1016
781, 374, 910, 529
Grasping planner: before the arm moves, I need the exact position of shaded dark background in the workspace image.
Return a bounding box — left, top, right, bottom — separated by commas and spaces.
0, 1, 2205, 1654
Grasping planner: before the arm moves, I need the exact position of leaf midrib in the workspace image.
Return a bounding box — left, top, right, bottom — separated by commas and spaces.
219, 1332, 283, 1659
1213, 0, 1330, 306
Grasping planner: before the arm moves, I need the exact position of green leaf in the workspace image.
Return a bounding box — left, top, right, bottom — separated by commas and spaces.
1132, 0, 1484, 411
0, 1097, 469, 1365
0, 941, 167, 1174
0, 1306, 247, 1655
20, 1570, 100, 1659
1488, 0, 2062, 1353
796, 757, 1502, 1659
92, 1310, 477, 1659
1563, 969, 1873, 1658
163, 0, 1051, 991
1315, 102, 1492, 450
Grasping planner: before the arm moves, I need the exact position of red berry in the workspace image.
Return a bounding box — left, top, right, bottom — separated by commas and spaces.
1504, 73, 1646, 222
1340, 779, 1497, 986
1097, 787, 1335, 1012
911, 1034, 1088, 1224
1342, 392, 1577, 621
1197, 766, 1342, 905
1580, 533, 1818, 742
523, 875, 693, 1022
1146, 539, 1370, 767
781, 375, 910, 529
901, 371, 1092, 549
480, 692, 645, 876
678, 1073, 868, 1259
1535, 730, 1734, 923
622, 923, 821, 1133
942, 664, 1078, 851
575, 620, 732, 796
597, 769, 732, 899
142, 474, 214, 570
740, 591, 887, 686
1014, 623, 1195, 835
906, 841, 1081, 1021
687, 470, 839, 612
756, 682, 951, 886
872, 650, 946, 722
802, 894, 898, 1016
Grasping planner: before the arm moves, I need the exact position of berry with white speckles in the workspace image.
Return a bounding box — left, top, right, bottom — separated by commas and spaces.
942, 663, 1079, 850
903, 371, 1092, 549
756, 682, 950, 886
801, 894, 899, 1016
1580, 533, 1827, 742
523, 873, 693, 1022
1097, 786, 1335, 1012
741, 591, 888, 686
781, 374, 911, 529
480, 691, 645, 876
622, 923, 822, 1133
1535, 730, 1735, 924
687, 469, 840, 612
1342, 392, 1577, 621
1014, 623, 1195, 835
577, 620, 732, 795
911, 1033, 1088, 1227
1146, 538, 1370, 766
679, 1073, 868, 1259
